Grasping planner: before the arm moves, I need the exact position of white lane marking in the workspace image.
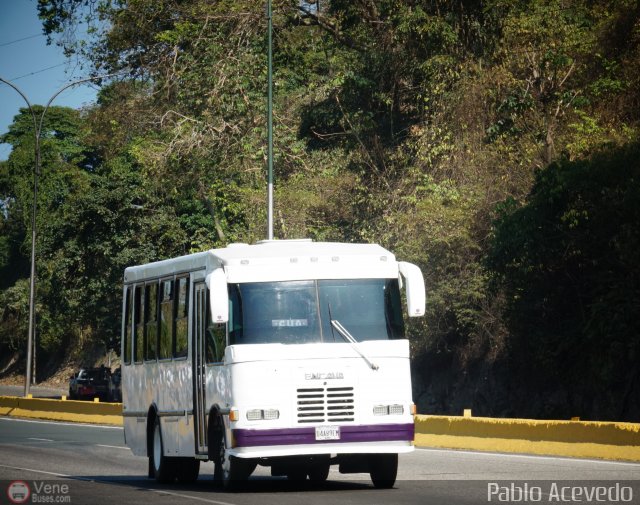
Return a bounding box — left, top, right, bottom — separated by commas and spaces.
415, 447, 640, 467
0, 464, 238, 505
0, 417, 122, 430
27, 437, 54, 442
148, 488, 238, 505
96, 444, 129, 450
0, 464, 70, 478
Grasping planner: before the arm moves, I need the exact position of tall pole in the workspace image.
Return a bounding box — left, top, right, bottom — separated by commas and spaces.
267, 0, 274, 240
0, 78, 38, 395
1, 72, 124, 397
30, 141, 39, 387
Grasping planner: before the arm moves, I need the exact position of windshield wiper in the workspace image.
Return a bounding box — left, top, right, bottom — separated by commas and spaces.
330, 319, 379, 371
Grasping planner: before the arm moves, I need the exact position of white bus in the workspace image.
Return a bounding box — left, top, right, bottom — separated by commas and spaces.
121, 239, 425, 489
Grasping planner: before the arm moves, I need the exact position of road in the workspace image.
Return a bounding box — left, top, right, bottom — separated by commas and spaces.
0, 384, 66, 399
0, 417, 638, 505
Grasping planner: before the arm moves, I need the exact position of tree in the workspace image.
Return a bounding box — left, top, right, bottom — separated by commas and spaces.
488, 143, 640, 420
0, 106, 92, 363
27, 0, 640, 420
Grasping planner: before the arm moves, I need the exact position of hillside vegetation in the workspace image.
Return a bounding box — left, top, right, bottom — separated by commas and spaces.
1, 0, 638, 420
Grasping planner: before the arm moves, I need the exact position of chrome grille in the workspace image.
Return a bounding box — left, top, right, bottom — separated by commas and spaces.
296, 386, 355, 423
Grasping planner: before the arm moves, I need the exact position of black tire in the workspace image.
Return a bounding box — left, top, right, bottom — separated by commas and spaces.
307, 460, 330, 483
309, 465, 329, 484
176, 458, 200, 483
211, 416, 254, 490
369, 453, 398, 489
150, 417, 176, 483
224, 456, 256, 490
286, 470, 307, 482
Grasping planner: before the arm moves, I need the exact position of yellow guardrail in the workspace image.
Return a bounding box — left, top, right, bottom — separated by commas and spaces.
0, 395, 123, 426
2, 396, 639, 461
414, 414, 640, 462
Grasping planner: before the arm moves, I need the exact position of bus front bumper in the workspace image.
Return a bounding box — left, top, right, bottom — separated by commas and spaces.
229, 422, 414, 458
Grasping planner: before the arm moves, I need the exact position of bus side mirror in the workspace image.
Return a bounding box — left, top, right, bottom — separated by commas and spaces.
206, 268, 229, 323
398, 261, 426, 317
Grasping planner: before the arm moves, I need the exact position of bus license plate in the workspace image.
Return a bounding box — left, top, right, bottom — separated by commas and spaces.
315, 425, 340, 441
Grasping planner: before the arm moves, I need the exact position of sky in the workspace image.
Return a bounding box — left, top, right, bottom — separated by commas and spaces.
0, 0, 98, 161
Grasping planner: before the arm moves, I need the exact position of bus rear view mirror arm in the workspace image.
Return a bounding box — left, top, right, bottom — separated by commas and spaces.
398, 262, 426, 317
206, 268, 229, 323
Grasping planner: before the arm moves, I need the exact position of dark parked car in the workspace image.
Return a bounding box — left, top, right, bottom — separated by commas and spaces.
69, 366, 111, 400
109, 367, 122, 403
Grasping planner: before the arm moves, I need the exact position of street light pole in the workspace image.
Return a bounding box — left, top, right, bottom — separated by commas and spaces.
267, 0, 274, 241
264, 1, 320, 241
0, 78, 39, 395
0, 72, 124, 397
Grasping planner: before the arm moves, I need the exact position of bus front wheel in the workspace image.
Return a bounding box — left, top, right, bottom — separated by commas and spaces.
369, 453, 398, 489
212, 419, 255, 490
308, 464, 330, 482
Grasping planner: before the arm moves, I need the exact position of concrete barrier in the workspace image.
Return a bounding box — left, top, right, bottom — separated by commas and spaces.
414, 414, 640, 462
0, 396, 122, 426
2, 396, 639, 462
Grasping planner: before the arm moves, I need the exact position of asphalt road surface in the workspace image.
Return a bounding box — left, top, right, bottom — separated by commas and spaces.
0, 417, 638, 505
0, 385, 66, 399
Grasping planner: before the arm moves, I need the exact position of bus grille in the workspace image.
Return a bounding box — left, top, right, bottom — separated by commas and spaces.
296, 387, 355, 423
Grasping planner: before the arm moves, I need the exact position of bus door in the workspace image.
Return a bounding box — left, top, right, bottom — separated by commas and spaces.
193, 282, 208, 455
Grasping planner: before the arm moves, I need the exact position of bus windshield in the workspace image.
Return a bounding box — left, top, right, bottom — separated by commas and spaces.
228, 279, 405, 345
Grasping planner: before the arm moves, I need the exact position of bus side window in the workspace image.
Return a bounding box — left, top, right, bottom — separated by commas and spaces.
228, 284, 243, 345
145, 282, 158, 361
159, 279, 173, 360
133, 285, 144, 363
207, 325, 226, 363
206, 293, 226, 363
174, 276, 189, 358
123, 287, 132, 365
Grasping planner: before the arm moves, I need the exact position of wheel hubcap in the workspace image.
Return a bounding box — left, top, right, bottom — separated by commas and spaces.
153, 424, 161, 472
218, 433, 231, 480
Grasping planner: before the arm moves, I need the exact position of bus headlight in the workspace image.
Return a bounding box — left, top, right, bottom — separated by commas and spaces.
373, 405, 389, 416
263, 409, 280, 420
246, 409, 280, 421
388, 404, 404, 415
373, 404, 404, 416
246, 409, 262, 421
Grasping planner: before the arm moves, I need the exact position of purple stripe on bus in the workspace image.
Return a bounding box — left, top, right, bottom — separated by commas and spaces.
233, 423, 414, 448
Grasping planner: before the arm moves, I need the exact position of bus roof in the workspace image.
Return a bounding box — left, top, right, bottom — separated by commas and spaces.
124, 240, 399, 283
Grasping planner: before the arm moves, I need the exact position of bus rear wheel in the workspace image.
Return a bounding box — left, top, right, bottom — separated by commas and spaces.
151, 417, 176, 483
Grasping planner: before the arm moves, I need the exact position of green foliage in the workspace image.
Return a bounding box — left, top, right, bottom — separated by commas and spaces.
489, 144, 640, 418
0, 279, 30, 352
0, 0, 635, 417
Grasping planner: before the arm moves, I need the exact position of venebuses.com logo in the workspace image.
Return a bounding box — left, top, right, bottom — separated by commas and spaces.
6, 481, 30, 504
5, 480, 71, 504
